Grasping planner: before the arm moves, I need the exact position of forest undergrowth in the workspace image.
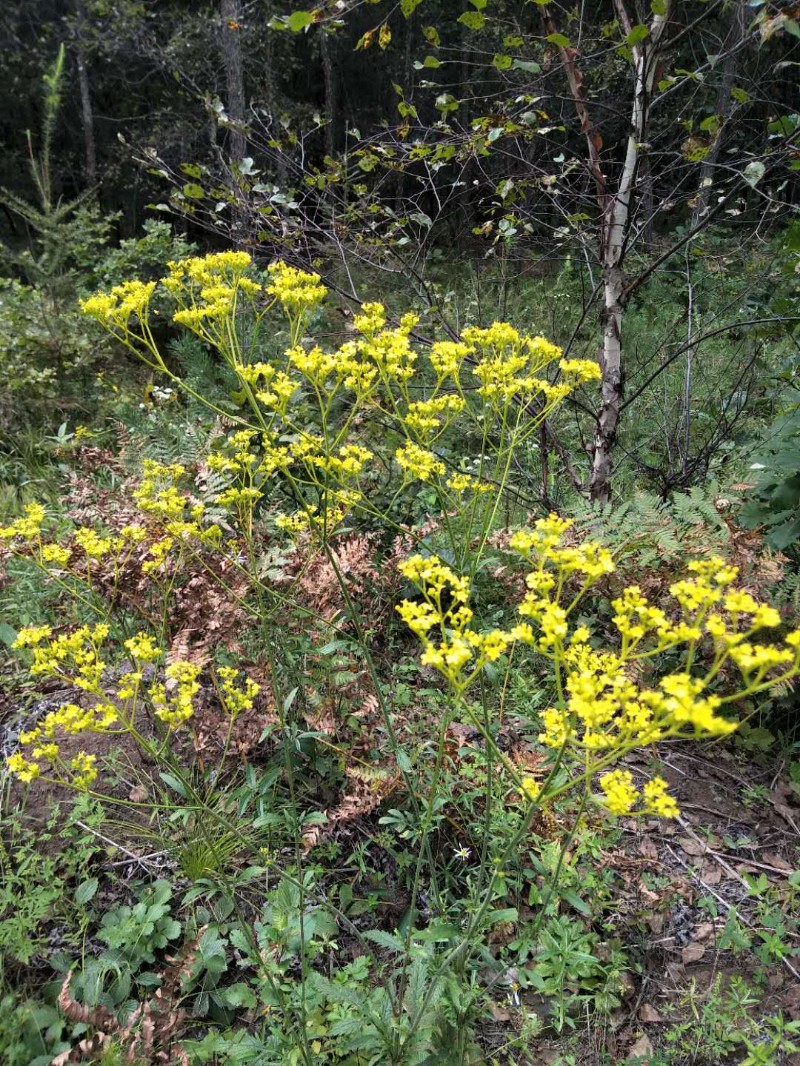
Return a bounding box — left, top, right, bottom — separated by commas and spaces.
0, 249, 799, 1066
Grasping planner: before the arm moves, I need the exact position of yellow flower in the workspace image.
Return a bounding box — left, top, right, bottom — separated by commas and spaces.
599, 769, 638, 815
395, 442, 445, 482
643, 777, 679, 818
6, 752, 40, 783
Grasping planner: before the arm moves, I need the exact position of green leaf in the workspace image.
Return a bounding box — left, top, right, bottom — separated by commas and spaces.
743, 160, 766, 186
287, 11, 314, 31
75, 878, 99, 906
731, 86, 750, 103
423, 54, 441, 67
363, 928, 406, 952
458, 11, 486, 29
626, 24, 649, 46
469, 0, 488, 8
546, 32, 570, 48
181, 183, 204, 199
512, 58, 541, 73
159, 772, 188, 797
492, 53, 512, 70
650, 0, 667, 14
401, 0, 424, 14
0, 623, 17, 647
422, 25, 441, 45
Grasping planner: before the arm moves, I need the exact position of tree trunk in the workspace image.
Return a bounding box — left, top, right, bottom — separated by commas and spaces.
692, 0, 746, 225
220, 0, 247, 163
587, 0, 671, 503
320, 29, 338, 159
76, 44, 97, 186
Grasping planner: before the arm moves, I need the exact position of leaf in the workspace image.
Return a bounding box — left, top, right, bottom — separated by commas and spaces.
681, 941, 706, 963
650, 0, 667, 14
743, 160, 766, 186
379, 22, 392, 48
731, 86, 750, 103
356, 29, 376, 50
422, 25, 441, 46
182, 183, 205, 199
159, 772, 188, 797
0, 623, 17, 646
547, 32, 571, 48
513, 58, 541, 73
492, 53, 512, 70
401, 0, 424, 14
422, 54, 441, 68
458, 11, 486, 29
626, 24, 650, 46
469, 0, 488, 8
287, 11, 314, 31
75, 878, 99, 906
363, 928, 406, 952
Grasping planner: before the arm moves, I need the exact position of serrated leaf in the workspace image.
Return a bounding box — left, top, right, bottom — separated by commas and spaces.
363, 928, 406, 951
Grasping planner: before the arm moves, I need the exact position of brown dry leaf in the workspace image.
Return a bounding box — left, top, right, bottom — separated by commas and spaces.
489, 1003, 512, 1022
763, 852, 795, 874
693, 922, 715, 941
681, 942, 706, 964
700, 861, 721, 885
638, 837, 659, 860
646, 913, 665, 934
639, 1003, 663, 1023
627, 1034, 653, 1061
677, 836, 708, 856
129, 785, 149, 803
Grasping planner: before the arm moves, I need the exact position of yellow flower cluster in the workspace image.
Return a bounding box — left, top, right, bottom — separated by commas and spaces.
397, 555, 515, 691
150, 661, 202, 728
80, 280, 156, 330
218, 666, 260, 717
396, 519, 800, 820
599, 771, 679, 818
15, 623, 109, 691
395, 442, 446, 482
0, 502, 46, 542
267, 261, 327, 315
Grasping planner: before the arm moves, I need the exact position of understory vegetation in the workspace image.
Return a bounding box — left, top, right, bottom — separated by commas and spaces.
1, 2, 800, 1065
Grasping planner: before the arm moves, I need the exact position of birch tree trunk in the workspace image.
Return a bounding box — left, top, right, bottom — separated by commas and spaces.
544, 0, 672, 501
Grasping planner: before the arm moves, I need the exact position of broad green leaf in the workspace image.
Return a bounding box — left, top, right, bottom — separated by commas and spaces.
458, 11, 486, 29
469, 0, 488, 8
493, 53, 512, 70
422, 24, 441, 45
513, 58, 542, 73
651, 0, 668, 14
401, 0, 424, 15
287, 11, 314, 31
731, 86, 750, 103
743, 160, 766, 186
423, 54, 441, 67
182, 183, 204, 199
626, 24, 649, 46
75, 878, 99, 906
547, 32, 571, 48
